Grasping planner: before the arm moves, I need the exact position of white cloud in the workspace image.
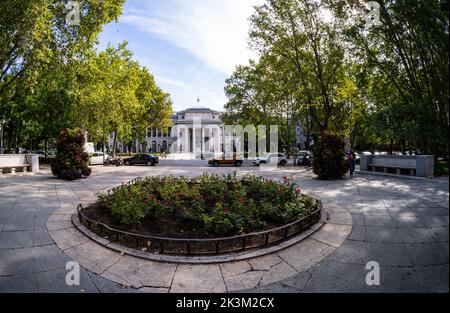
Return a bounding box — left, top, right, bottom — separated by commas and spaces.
121, 0, 264, 75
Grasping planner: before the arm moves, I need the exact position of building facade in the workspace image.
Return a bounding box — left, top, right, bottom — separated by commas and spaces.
108, 106, 240, 155
145, 107, 225, 154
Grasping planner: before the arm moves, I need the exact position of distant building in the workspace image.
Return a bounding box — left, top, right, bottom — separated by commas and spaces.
109, 106, 242, 155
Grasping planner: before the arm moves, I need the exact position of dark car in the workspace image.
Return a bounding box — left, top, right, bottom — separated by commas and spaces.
296, 150, 313, 166
123, 154, 159, 166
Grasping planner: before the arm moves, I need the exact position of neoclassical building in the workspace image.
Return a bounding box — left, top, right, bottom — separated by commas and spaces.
145, 107, 225, 154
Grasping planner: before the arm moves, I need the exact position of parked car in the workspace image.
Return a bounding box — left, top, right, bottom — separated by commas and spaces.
90, 151, 109, 165
296, 150, 313, 166
253, 153, 288, 166
123, 154, 159, 166
208, 154, 243, 167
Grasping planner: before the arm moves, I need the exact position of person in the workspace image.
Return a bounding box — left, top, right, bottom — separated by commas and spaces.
348, 150, 356, 177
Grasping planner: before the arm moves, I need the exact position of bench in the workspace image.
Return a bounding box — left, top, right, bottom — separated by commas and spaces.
361, 155, 434, 178
0, 154, 40, 175
0, 164, 31, 174
368, 163, 416, 176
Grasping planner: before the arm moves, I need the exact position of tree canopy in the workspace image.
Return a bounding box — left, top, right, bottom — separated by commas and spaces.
0, 0, 173, 154
224, 0, 449, 156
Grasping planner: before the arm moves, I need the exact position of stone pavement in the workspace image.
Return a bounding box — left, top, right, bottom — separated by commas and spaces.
0, 163, 448, 293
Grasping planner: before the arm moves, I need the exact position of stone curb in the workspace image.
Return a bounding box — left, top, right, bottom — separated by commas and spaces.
72, 212, 329, 264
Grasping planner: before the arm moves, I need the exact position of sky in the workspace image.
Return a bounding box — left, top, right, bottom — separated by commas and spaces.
97, 0, 265, 112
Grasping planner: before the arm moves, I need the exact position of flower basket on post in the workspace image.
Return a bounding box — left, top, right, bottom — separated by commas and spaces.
51, 128, 92, 181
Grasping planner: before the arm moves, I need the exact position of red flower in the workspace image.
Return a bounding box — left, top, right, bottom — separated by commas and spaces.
148, 194, 157, 201
295, 187, 302, 194
283, 176, 288, 180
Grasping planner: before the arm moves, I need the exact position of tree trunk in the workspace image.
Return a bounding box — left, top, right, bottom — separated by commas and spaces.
112, 130, 118, 157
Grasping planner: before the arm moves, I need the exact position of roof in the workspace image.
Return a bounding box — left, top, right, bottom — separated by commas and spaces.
177, 107, 220, 114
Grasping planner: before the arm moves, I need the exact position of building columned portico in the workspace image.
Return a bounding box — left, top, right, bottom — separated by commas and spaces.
109, 106, 240, 155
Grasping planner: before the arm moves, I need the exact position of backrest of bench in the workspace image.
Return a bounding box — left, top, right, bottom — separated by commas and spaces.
0, 155, 28, 167
371, 155, 417, 168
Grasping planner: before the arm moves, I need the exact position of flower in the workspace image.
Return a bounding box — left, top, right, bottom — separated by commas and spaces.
148, 194, 157, 201
295, 187, 302, 194
283, 176, 288, 180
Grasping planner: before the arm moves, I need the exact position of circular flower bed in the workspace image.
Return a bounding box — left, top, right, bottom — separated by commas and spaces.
79, 174, 322, 255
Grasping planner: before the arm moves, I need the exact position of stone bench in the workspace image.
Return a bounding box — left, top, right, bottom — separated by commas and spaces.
361, 155, 434, 178
0, 164, 30, 174
0, 154, 40, 175
368, 163, 416, 176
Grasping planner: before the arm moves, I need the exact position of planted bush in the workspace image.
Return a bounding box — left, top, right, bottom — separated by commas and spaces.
51, 128, 91, 180
98, 174, 320, 236
313, 132, 348, 179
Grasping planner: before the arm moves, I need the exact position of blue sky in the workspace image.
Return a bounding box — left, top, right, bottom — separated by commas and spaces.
97, 0, 264, 112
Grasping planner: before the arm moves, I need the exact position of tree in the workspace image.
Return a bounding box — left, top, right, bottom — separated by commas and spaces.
75, 43, 173, 155
328, 0, 449, 155
0, 0, 126, 153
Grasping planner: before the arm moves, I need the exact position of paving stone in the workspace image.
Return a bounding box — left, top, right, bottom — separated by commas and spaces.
364, 215, 394, 227
304, 260, 367, 292
49, 228, 89, 250
328, 212, 352, 225
367, 243, 413, 266
244, 282, 301, 293
106, 255, 176, 288
310, 223, 351, 247
220, 261, 252, 278
46, 219, 73, 231
409, 243, 449, 266
0, 230, 35, 249
412, 207, 448, 216
413, 264, 449, 293
0, 273, 39, 293
0, 248, 37, 275
417, 215, 448, 227
391, 216, 425, 228
351, 214, 365, 226
396, 228, 436, 244
249, 254, 283, 271
348, 226, 366, 242
33, 229, 54, 246
33, 244, 71, 272
259, 261, 297, 286
4, 218, 35, 231
171, 264, 226, 293
279, 271, 311, 290
365, 226, 401, 243
138, 287, 169, 293
224, 270, 265, 292
328, 241, 367, 264
47, 214, 73, 222
277, 238, 333, 272
362, 207, 390, 215
64, 241, 123, 274
36, 267, 98, 293
101, 270, 133, 287
428, 226, 449, 243
386, 207, 416, 217
364, 266, 418, 293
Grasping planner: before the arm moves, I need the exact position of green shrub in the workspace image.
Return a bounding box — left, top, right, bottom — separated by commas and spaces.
312, 132, 348, 179
51, 128, 91, 181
